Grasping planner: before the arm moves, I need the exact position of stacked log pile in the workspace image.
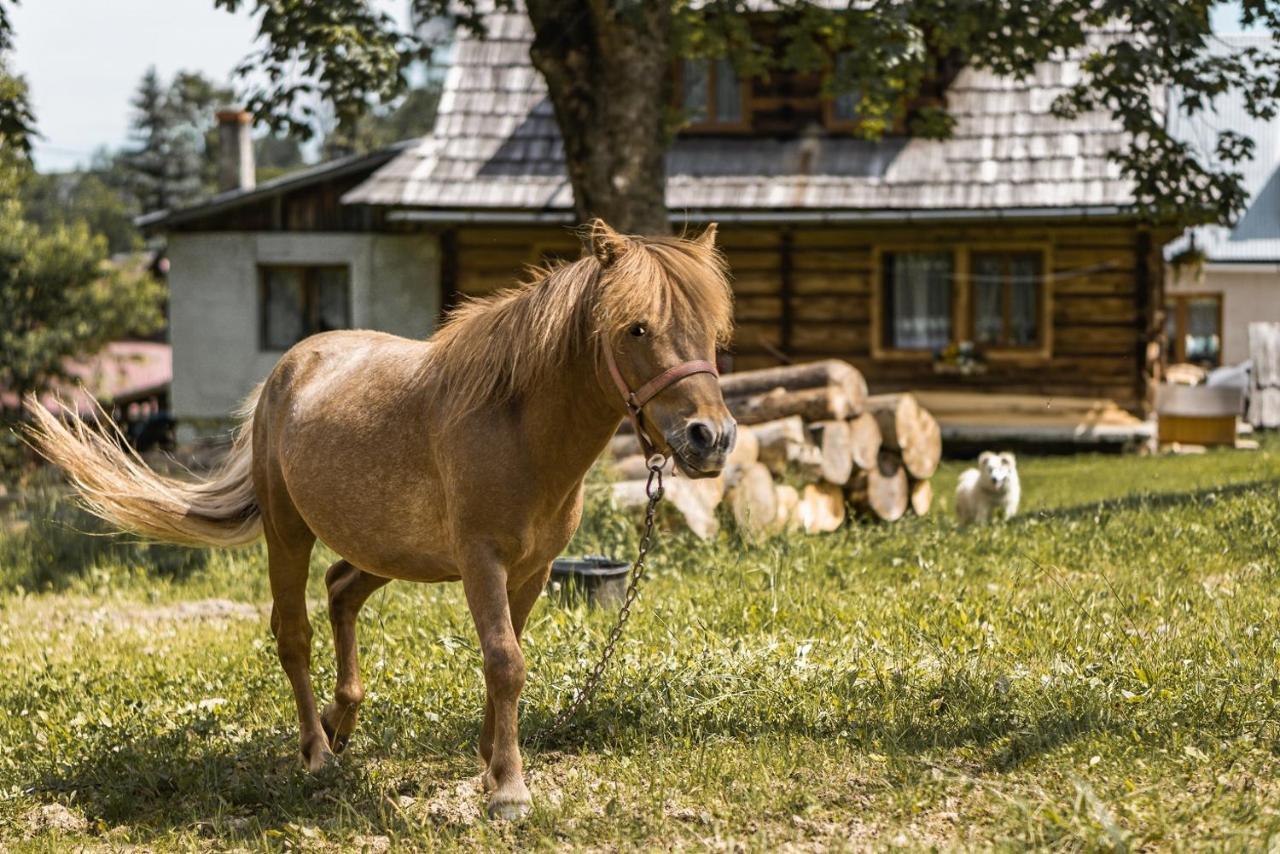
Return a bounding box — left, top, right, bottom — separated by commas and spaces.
608, 359, 942, 539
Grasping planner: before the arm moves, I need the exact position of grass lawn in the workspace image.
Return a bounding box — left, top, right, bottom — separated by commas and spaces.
2, 441, 1280, 850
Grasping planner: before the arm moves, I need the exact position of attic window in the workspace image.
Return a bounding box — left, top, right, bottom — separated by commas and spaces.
679, 58, 749, 131
828, 52, 861, 126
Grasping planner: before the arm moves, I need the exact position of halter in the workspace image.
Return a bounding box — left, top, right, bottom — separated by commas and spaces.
602, 343, 718, 459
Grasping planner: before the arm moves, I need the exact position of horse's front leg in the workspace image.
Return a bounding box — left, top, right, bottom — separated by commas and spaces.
462, 555, 534, 820
479, 568, 550, 769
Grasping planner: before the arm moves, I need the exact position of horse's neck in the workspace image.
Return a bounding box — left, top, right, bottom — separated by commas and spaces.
515, 352, 622, 492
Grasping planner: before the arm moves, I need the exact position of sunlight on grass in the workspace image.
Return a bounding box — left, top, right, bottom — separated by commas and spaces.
2, 440, 1279, 848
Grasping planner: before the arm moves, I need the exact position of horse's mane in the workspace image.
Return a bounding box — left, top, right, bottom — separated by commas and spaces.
425, 231, 733, 420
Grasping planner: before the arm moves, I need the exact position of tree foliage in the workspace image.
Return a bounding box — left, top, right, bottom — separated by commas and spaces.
320, 83, 442, 159
21, 168, 141, 255
214, 0, 1280, 228
0, 70, 164, 419
0, 163, 164, 417
119, 67, 234, 213
0, 1, 33, 162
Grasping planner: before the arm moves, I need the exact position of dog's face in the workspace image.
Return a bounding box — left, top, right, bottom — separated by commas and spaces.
978, 451, 1017, 492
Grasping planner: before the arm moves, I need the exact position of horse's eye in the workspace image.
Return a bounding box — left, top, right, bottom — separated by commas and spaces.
629, 323, 648, 338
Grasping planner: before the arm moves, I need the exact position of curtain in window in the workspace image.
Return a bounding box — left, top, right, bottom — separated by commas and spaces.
972, 255, 1003, 345
1186, 297, 1221, 365
833, 53, 860, 122
1008, 254, 1039, 345
889, 252, 952, 350
714, 58, 741, 122
263, 268, 305, 350
682, 59, 709, 123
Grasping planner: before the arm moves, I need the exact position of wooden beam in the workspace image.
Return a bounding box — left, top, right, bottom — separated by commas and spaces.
779, 226, 794, 356
439, 227, 459, 324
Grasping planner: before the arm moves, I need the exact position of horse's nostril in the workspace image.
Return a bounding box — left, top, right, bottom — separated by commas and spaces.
687, 421, 715, 454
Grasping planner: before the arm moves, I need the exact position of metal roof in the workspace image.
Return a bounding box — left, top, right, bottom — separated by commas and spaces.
344, 10, 1137, 217
137, 142, 411, 229
1167, 34, 1280, 263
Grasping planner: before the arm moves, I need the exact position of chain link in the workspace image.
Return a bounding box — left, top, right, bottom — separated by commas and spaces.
532, 455, 666, 747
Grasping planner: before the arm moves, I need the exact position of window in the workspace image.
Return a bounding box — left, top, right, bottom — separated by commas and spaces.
971, 252, 1043, 348
678, 58, 747, 130
882, 251, 954, 350
1165, 294, 1222, 367
875, 246, 1051, 358
260, 265, 350, 350
827, 52, 861, 127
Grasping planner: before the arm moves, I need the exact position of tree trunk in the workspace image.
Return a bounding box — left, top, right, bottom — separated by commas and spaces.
809, 419, 854, 485
847, 450, 909, 522
909, 477, 933, 516
848, 412, 882, 472
526, 1, 671, 234
723, 423, 759, 488
727, 462, 777, 541
719, 359, 866, 408
772, 483, 801, 533
727, 385, 856, 425
612, 478, 720, 540
867, 393, 942, 480
749, 416, 807, 472
795, 482, 847, 533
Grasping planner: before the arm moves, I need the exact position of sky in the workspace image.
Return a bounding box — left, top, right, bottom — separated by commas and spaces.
8, 1, 1263, 173
11, 0, 409, 172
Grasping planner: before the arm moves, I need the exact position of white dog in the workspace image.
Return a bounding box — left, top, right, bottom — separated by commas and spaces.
955, 451, 1020, 524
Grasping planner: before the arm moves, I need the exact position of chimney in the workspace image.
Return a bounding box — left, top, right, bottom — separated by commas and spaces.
215, 108, 255, 193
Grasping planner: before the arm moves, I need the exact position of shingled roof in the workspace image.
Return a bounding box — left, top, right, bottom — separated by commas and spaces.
344, 11, 1135, 220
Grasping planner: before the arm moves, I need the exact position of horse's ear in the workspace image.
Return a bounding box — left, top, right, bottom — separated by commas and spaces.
695, 222, 718, 248
588, 218, 629, 268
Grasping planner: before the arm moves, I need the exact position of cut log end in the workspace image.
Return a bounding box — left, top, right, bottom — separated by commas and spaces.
727, 462, 778, 541
796, 482, 847, 533
847, 450, 909, 522
909, 477, 933, 516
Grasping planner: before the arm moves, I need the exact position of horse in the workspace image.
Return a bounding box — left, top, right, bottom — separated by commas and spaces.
25, 219, 737, 820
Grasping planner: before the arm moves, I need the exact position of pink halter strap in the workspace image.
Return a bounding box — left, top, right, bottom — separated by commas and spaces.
603, 345, 718, 458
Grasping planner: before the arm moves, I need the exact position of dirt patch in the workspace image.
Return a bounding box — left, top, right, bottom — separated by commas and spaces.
22, 803, 88, 838
2, 595, 266, 632
405, 777, 485, 828
126, 599, 265, 623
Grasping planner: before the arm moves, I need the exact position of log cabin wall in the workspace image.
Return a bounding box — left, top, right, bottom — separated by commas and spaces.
452, 221, 1164, 413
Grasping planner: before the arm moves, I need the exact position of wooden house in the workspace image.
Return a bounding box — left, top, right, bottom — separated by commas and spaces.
144, 11, 1174, 435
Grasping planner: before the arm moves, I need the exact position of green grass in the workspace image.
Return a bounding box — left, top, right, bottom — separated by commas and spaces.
3, 442, 1280, 850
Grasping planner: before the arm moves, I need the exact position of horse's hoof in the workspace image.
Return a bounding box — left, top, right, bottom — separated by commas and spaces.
320, 704, 354, 754
487, 797, 532, 821
303, 744, 338, 774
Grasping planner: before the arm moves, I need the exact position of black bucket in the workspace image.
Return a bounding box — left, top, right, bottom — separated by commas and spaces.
548, 556, 630, 608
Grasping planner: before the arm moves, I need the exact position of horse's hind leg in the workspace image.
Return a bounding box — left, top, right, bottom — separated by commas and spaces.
262, 500, 329, 772
321, 559, 390, 752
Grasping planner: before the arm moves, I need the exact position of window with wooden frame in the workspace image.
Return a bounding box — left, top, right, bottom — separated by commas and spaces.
970, 251, 1043, 349
677, 57, 750, 131
259, 265, 351, 351
1165, 293, 1222, 367
880, 250, 954, 351
824, 51, 861, 130
873, 246, 1050, 359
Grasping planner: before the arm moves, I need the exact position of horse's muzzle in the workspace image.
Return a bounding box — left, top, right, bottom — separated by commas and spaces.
672, 416, 737, 478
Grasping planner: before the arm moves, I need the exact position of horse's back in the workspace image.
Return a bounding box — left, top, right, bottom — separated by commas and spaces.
265, 330, 428, 402
252, 330, 455, 579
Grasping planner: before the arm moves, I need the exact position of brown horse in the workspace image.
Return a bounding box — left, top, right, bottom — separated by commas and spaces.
26, 220, 736, 819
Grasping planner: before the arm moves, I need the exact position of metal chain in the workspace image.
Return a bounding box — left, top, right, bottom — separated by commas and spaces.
532, 454, 666, 747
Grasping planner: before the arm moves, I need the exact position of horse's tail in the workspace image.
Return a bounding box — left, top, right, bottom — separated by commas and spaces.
22, 385, 264, 548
